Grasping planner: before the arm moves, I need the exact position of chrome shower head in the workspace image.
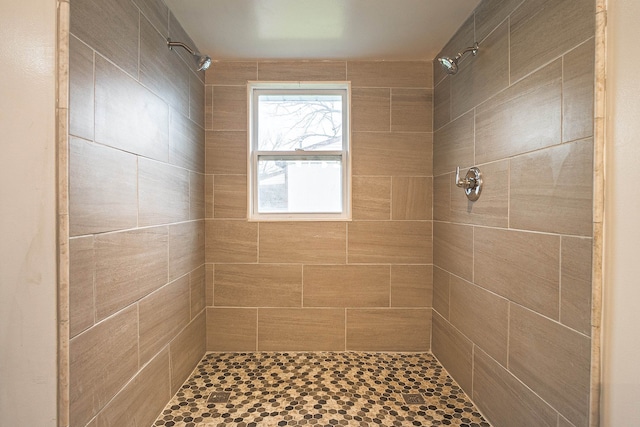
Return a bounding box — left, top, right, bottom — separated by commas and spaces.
437, 42, 479, 75
167, 38, 212, 71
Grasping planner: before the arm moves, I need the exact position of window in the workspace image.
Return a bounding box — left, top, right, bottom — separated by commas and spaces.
248, 82, 351, 220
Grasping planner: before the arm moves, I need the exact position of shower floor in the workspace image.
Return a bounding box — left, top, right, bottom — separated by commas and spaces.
153, 352, 490, 427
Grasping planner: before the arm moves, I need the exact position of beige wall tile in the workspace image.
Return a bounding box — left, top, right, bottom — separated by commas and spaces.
189, 73, 205, 128
348, 221, 432, 264
258, 61, 346, 81
205, 131, 247, 175
140, 16, 189, 115
139, 276, 190, 365
475, 60, 562, 164
561, 237, 592, 335
169, 312, 206, 394
433, 111, 474, 176
69, 236, 95, 338
348, 61, 432, 88
450, 276, 509, 366
434, 14, 474, 85
138, 157, 190, 226
433, 174, 451, 221
352, 132, 432, 176
214, 175, 247, 219
431, 312, 473, 392
352, 176, 391, 220
258, 308, 345, 351
205, 220, 257, 263
70, 0, 139, 76
392, 177, 432, 220
133, 0, 169, 36
205, 174, 214, 218
390, 265, 433, 307
215, 264, 302, 307
259, 222, 346, 264
69, 35, 94, 141
207, 61, 257, 85
94, 227, 168, 320
205, 263, 214, 307
432, 267, 450, 319
95, 55, 170, 162
433, 77, 450, 131
509, 304, 591, 427
474, 0, 525, 43
211, 86, 247, 131
450, 21, 509, 118
69, 137, 138, 236
169, 108, 205, 173
167, 13, 205, 82
433, 222, 473, 281
207, 307, 257, 351
169, 221, 205, 281
563, 38, 595, 143
449, 160, 508, 227
190, 265, 206, 317
190, 172, 205, 220
510, 0, 595, 82
347, 309, 431, 351
95, 348, 171, 427
303, 265, 390, 307
351, 88, 390, 132
510, 139, 594, 236
69, 305, 138, 427
474, 227, 560, 319
391, 88, 433, 132
205, 85, 213, 130
473, 348, 557, 427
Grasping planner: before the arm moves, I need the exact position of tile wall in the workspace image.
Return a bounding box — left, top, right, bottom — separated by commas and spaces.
67, 0, 206, 425
432, 0, 595, 426
205, 61, 433, 352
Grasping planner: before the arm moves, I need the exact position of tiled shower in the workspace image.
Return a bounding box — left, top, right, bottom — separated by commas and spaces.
65, 0, 597, 426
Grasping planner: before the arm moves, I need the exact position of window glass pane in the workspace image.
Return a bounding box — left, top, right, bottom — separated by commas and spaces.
257, 157, 342, 213
257, 94, 343, 151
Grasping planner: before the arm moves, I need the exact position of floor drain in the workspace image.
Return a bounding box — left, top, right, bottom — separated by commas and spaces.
402, 393, 426, 404
207, 392, 231, 404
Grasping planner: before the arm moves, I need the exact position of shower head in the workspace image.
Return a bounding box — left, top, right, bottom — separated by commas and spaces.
167, 38, 212, 71
437, 42, 479, 75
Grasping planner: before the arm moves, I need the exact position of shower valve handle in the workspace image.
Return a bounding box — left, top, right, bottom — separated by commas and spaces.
455, 166, 483, 201
455, 166, 475, 188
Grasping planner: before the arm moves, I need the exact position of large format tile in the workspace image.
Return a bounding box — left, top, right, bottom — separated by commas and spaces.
259, 222, 346, 264
509, 304, 591, 427
206, 61, 257, 85
69, 137, 138, 236
347, 61, 432, 88
450, 276, 509, 366
432, 222, 473, 281
563, 38, 595, 143
391, 89, 433, 132
258, 309, 345, 351
214, 264, 302, 307
433, 77, 450, 131
132, 0, 169, 36
169, 312, 206, 394
390, 265, 433, 307
207, 308, 257, 351
432, 267, 450, 319
190, 73, 205, 128
561, 237, 593, 335
433, 111, 474, 176
510, 139, 594, 236
69, 35, 94, 141
69, 306, 138, 427
70, 0, 139, 76
214, 175, 247, 219
138, 157, 190, 226
169, 221, 205, 281
205, 220, 257, 263
139, 276, 191, 365
510, 0, 595, 82
346, 309, 431, 351
190, 172, 205, 220
391, 177, 432, 220
94, 55, 169, 162
474, 227, 560, 318
258, 61, 346, 81
450, 20, 509, 118
352, 132, 432, 177
303, 265, 390, 307
351, 88, 390, 132
433, 174, 451, 221
169, 109, 205, 173
431, 312, 473, 392
205, 131, 247, 174
351, 176, 391, 220
190, 265, 206, 317
69, 236, 94, 337
474, 0, 526, 43
475, 59, 562, 164
210, 86, 247, 131
348, 221, 432, 264
473, 348, 557, 427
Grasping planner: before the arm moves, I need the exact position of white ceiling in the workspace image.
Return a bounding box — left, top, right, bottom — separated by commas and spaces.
164, 0, 481, 61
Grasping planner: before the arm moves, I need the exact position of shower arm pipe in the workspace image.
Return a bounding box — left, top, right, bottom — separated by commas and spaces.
167, 39, 197, 56
453, 43, 479, 61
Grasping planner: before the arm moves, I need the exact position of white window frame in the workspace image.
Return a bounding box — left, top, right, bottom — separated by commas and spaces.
247, 81, 351, 221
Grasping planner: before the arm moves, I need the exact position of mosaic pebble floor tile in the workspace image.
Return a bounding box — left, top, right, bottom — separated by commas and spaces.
153, 352, 491, 427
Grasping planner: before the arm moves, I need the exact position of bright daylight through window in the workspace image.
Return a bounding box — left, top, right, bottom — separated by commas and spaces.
248, 82, 351, 220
